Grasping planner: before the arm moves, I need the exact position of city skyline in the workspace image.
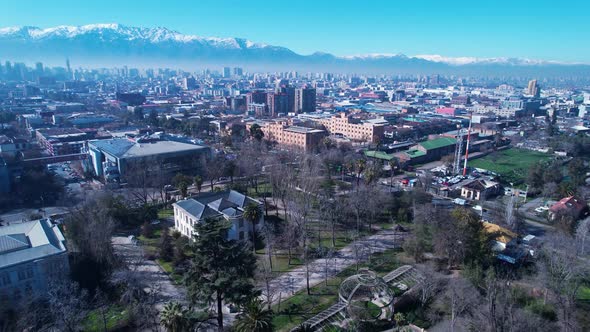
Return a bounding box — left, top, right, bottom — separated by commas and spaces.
1, 0, 589, 63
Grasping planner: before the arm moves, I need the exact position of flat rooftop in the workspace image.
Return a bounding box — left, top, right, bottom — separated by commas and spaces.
89, 138, 207, 159
284, 126, 325, 134
37, 128, 87, 138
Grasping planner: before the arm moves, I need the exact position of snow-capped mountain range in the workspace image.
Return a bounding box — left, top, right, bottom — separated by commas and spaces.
0, 24, 272, 49
0, 23, 587, 76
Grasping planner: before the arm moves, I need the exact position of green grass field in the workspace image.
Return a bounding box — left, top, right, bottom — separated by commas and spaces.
579, 285, 590, 301
469, 148, 552, 184
157, 208, 174, 219
82, 305, 130, 332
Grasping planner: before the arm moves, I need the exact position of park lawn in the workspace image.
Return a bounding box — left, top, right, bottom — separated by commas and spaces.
247, 182, 273, 198
376, 222, 394, 230
272, 248, 401, 331
468, 148, 552, 184
578, 285, 590, 301
157, 208, 174, 219
156, 258, 184, 284
317, 235, 353, 250
138, 229, 162, 256
257, 252, 304, 273
82, 305, 130, 332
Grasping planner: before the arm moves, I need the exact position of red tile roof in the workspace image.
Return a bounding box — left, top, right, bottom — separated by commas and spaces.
549, 196, 587, 214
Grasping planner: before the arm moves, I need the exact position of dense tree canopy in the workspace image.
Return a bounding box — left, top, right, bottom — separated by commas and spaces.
185, 218, 258, 331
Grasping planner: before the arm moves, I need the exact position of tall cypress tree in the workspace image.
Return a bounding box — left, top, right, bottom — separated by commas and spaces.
160, 227, 174, 261
185, 218, 258, 331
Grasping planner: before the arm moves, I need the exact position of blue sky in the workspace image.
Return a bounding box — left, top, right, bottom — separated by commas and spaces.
2, 0, 588, 62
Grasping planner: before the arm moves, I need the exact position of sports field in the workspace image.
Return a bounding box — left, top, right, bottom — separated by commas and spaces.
469, 148, 552, 184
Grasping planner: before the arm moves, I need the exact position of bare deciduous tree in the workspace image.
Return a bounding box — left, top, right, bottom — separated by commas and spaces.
66, 194, 117, 267
575, 217, 590, 256
47, 280, 89, 332
416, 264, 443, 307
445, 278, 479, 332
539, 233, 588, 332
257, 260, 276, 310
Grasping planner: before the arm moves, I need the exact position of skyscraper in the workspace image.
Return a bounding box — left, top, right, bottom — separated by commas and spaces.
301, 87, 316, 113
527, 79, 540, 97
223, 67, 231, 78
35, 62, 44, 75
66, 58, 71, 75
295, 88, 303, 113
280, 86, 296, 114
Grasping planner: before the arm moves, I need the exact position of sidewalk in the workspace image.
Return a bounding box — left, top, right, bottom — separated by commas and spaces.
261, 229, 404, 304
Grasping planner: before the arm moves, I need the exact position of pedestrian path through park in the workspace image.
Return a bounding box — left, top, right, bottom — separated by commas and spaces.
261, 229, 404, 304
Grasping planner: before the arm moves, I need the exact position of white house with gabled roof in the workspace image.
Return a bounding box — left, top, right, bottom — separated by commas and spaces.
172, 190, 264, 241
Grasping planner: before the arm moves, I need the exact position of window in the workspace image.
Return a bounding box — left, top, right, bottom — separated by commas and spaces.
239, 231, 245, 240
17, 270, 26, 281
0, 273, 10, 286
24, 282, 32, 295
239, 219, 244, 228
26, 268, 33, 279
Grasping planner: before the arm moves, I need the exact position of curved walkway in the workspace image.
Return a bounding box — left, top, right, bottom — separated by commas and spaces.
261, 229, 405, 304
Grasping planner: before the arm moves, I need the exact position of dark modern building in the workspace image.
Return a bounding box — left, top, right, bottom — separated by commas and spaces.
301, 87, 316, 113
116, 92, 146, 106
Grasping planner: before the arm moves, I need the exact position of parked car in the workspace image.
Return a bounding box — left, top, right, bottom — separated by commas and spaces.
534, 206, 549, 213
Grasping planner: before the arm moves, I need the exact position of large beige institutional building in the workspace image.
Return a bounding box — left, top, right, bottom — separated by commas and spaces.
316, 113, 385, 143
259, 121, 326, 151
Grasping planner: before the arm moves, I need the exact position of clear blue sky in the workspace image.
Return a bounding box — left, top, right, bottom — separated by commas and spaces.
2, 0, 588, 62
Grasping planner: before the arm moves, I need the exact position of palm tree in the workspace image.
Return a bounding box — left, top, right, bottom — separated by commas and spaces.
233, 298, 274, 332
363, 165, 377, 185
355, 159, 366, 187
193, 175, 203, 193
160, 302, 190, 332
243, 203, 263, 253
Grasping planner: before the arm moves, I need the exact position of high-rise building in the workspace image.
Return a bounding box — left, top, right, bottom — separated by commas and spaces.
280, 86, 296, 114
266, 93, 276, 117
526, 79, 540, 97
301, 87, 316, 113
295, 89, 303, 113
66, 58, 72, 77
233, 67, 243, 76
265, 92, 289, 117
35, 62, 44, 75
182, 77, 197, 90
223, 67, 231, 78
230, 96, 247, 111
246, 90, 267, 115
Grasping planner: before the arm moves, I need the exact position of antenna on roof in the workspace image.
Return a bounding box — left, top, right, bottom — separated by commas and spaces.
462, 112, 473, 176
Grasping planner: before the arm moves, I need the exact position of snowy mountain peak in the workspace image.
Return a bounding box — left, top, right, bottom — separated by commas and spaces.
412, 54, 566, 66
340, 53, 407, 60
0, 23, 271, 50
0, 23, 586, 76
